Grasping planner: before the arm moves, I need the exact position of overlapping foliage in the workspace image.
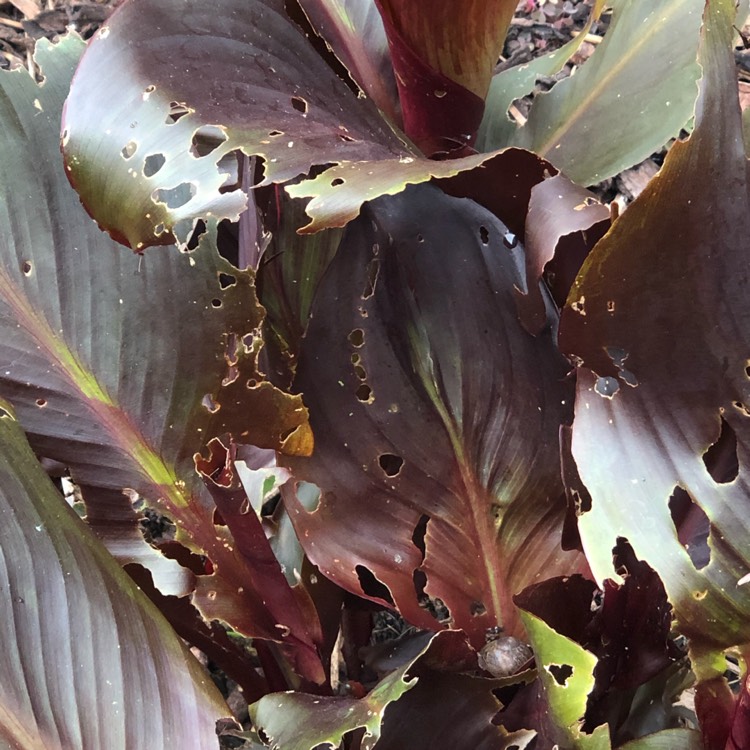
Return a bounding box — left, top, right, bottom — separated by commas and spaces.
1, 0, 749, 747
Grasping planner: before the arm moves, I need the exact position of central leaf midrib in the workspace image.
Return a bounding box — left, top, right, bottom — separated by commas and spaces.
0, 268, 189, 509
532, 0, 691, 160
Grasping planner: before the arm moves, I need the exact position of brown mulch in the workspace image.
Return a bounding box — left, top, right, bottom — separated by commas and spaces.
0, 0, 121, 68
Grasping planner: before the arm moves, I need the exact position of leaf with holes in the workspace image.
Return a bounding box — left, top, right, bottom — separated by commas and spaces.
476, 0, 605, 153
0, 401, 228, 749
251, 630, 532, 750
0, 32, 323, 684
504, 0, 706, 185
559, 0, 750, 653
514, 564, 683, 744
282, 184, 585, 646
62, 0, 406, 249
517, 605, 606, 749
61, 0, 559, 245
250, 638, 417, 750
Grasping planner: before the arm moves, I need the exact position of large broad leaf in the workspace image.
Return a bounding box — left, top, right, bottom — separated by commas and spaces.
0, 33, 323, 682
558, 0, 750, 652
476, 0, 605, 153
282, 184, 584, 645
61, 0, 557, 245
0, 401, 228, 749
61, 0, 407, 249
500, 0, 705, 185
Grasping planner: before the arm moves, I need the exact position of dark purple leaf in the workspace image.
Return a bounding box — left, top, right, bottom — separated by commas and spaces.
283, 184, 585, 645
0, 32, 320, 680
726, 671, 750, 750
195, 438, 326, 686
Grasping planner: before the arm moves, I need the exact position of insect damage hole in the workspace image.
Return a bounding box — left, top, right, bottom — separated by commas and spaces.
702, 417, 739, 484
547, 663, 574, 686
355, 564, 394, 605
121, 141, 138, 159
21, 260, 32, 276
378, 453, 403, 477
331, 177, 345, 187
291, 95, 308, 114
152, 182, 197, 209
470, 601, 486, 616
143, 153, 166, 177
348, 329, 365, 347
218, 273, 236, 289
356, 383, 373, 403
165, 101, 191, 124
190, 125, 228, 158
479, 225, 490, 245
668, 486, 710, 570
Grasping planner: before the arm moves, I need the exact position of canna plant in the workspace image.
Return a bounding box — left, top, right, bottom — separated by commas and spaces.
1, 0, 750, 747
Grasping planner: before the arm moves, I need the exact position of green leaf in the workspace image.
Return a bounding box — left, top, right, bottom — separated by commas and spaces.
0, 401, 228, 748
476, 0, 605, 152
283, 184, 585, 644
559, 0, 750, 651
617, 729, 703, 750
250, 642, 417, 750
505, 0, 705, 185
518, 608, 603, 748
0, 33, 322, 681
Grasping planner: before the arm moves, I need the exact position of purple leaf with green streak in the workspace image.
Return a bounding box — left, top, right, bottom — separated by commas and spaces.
0, 32, 322, 684
283, 184, 586, 646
